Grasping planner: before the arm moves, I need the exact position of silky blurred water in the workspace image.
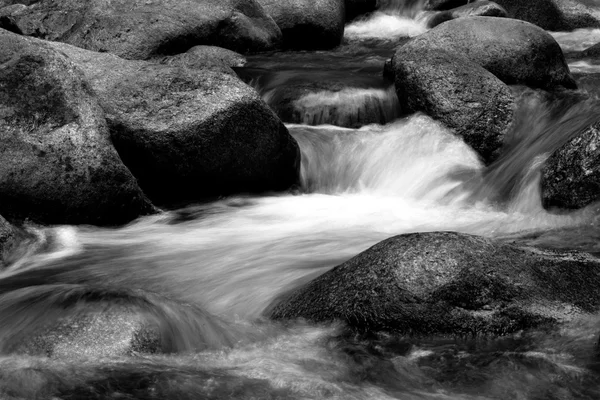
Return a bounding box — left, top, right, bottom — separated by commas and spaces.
1, 6, 600, 400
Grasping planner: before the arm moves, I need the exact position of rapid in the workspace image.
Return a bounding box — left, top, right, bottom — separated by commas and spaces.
1, 4, 600, 400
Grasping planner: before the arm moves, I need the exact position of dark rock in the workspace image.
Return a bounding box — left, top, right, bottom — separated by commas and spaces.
391, 47, 514, 163
0, 30, 155, 225
258, 0, 345, 49
48, 41, 300, 205
448, 0, 508, 19
425, 0, 470, 11
418, 10, 454, 29
580, 42, 600, 59
156, 45, 247, 76
7, 0, 281, 59
494, 0, 600, 31
270, 231, 600, 336
0, 215, 27, 268
542, 121, 600, 210
406, 17, 576, 90
346, 0, 377, 21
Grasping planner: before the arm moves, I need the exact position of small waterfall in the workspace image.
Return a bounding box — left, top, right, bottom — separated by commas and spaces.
267, 86, 400, 128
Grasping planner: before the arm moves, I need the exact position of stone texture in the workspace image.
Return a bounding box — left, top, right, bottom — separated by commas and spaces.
4, 0, 282, 59
542, 121, 600, 209
258, 0, 345, 49
270, 231, 600, 336
494, 0, 600, 31
48, 41, 300, 205
391, 46, 514, 163
0, 29, 155, 225
406, 17, 576, 90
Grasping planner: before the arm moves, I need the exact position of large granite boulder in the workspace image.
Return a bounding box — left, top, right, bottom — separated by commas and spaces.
270, 231, 600, 335
406, 17, 576, 90
3, 0, 281, 59
0, 29, 155, 225
391, 47, 514, 163
494, 0, 600, 31
48, 41, 300, 205
542, 120, 600, 210
258, 0, 345, 49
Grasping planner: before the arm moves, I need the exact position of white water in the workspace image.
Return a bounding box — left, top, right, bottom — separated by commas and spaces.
290, 87, 400, 127
551, 28, 600, 52
344, 12, 428, 40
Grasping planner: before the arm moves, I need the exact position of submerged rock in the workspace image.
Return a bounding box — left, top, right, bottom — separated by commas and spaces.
5, 0, 281, 59
258, 0, 345, 49
0, 29, 155, 225
405, 17, 576, 90
270, 232, 600, 336
49, 41, 300, 205
542, 121, 600, 210
391, 47, 514, 163
494, 0, 600, 31
424, 0, 470, 11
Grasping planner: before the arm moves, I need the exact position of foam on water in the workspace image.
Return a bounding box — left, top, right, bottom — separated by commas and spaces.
344, 12, 427, 41
551, 28, 600, 52
569, 60, 600, 74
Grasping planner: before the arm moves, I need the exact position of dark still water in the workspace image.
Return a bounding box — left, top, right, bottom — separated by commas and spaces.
1, 7, 600, 400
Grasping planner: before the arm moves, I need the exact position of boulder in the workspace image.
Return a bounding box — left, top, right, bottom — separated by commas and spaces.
494, 0, 600, 31
258, 0, 345, 49
391, 47, 514, 163
424, 0, 470, 11
542, 121, 600, 210
448, 0, 508, 18
48, 41, 300, 205
270, 231, 600, 336
579, 42, 600, 59
156, 45, 247, 76
5, 0, 281, 59
0, 215, 25, 268
0, 30, 155, 225
346, 0, 377, 21
405, 17, 576, 90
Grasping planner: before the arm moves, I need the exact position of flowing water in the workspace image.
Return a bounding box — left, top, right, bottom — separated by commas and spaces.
2, 6, 600, 400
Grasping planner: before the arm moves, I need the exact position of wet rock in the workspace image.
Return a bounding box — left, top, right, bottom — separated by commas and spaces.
7, 0, 281, 59
424, 0, 469, 11
0, 30, 155, 225
346, 0, 378, 21
391, 47, 514, 163
494, 0, 600, 31
578, 42, 600, 59
48, 41, 300, 205
405, 17, 576, 90
18, 310, 162, 357
258, 0, 345, 49
270, 231, 600, 336
448, 0, 508, 19
542, 121, 600, 210
0, 215, 24, 268
156, 45, 247, 76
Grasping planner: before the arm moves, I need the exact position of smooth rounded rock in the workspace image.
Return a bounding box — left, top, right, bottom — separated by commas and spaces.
494, 0, 600, 31
0, 30, 155, 225
406, 16, 576, 89
391, 47, 515, 163
6, 0, 282, 59
258, 0, 345, 49
49, 41, 301, 205
270, 231, 600, 336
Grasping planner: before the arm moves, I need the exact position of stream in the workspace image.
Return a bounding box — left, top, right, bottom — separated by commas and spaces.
1, 5, 599, 400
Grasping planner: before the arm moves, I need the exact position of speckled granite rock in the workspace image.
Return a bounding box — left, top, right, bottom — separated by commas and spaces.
270, 231, 600, 336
